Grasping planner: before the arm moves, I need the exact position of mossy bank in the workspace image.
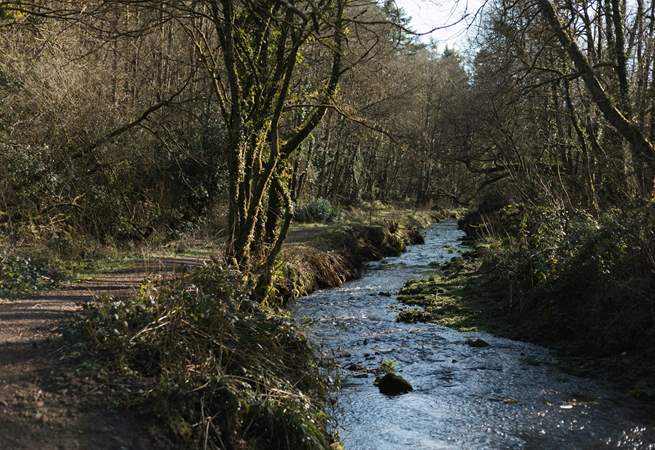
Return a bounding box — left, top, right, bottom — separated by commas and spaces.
275, 221, 425, 302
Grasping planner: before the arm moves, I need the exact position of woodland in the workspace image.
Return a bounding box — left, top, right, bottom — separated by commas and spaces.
0, 0, 654, 448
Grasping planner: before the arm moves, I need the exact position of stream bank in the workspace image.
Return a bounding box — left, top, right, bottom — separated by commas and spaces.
397, 213, 655, 402
276, 220, 425, 302
10, 214, 433, 449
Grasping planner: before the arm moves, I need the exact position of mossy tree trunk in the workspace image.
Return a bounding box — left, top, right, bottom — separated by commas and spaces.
37, 0, 346, 299
201, 0, 345, 299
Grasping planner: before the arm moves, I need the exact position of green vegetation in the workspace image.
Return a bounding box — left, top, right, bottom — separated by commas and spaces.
0, 252, 62, 297
63, 265, 332, 450
398, 203, 655, 399
396, 257, 509, 334
294, 198, 342, 224
462, 204, 655, 350
379, 359, 396, 374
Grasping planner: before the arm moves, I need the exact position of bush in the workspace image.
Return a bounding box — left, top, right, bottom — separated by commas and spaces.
458, 189, 510, 238
0, 252, 61, 297
294, 198, 341, 224
475, 204, 655, 352
63, 264, 332, 450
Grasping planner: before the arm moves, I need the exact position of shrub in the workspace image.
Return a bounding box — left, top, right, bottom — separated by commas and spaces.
475, 204, 655, 352
0, 252, 61, 297
294, 198, 341, 224
458, 189, 511, 237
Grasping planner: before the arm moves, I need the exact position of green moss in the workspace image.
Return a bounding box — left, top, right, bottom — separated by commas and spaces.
396, 307, 431, 323
395, 255, 515, 336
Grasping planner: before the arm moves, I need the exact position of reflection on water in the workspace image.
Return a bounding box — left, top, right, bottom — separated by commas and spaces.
294, 221, 655, 450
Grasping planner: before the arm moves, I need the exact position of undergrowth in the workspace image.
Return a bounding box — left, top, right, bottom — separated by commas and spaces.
474, 204, 655, 353
294, 198, 341, 224
62, 264, 334, 449
473, 204, 655, 397
0, 251, 62, 297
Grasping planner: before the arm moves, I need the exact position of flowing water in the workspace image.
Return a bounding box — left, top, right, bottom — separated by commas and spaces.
294, 221, 655, 449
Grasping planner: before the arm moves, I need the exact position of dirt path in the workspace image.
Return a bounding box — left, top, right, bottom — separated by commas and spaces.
0, 257, 205, 450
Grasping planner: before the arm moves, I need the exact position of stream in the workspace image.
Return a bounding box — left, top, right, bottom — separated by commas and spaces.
293, 221, 655, 449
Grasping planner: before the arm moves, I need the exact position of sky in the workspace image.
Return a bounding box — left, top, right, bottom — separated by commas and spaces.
395, 0, 486, 49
